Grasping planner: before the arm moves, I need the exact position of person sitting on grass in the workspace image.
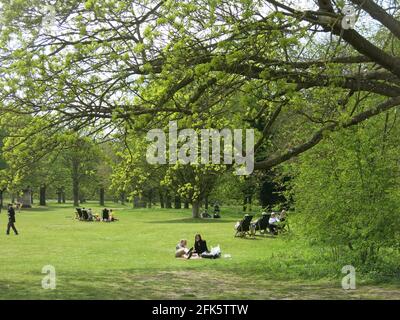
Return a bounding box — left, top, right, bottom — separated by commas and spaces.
201, 210, 211, 218
75, 208, 81, 220
193, 234, 209, 256
81, 208, 89, 221
109, 209, 118, 221
92, 211, 101, 222
102, 208, 110, 221
175, 239, 193, 259
268, 212, 280, 235
213, 202, 220, 213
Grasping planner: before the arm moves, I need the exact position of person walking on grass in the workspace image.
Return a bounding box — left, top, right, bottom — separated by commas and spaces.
6, 203, 18, 235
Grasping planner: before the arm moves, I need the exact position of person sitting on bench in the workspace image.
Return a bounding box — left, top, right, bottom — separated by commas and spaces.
268, 212, 280, 235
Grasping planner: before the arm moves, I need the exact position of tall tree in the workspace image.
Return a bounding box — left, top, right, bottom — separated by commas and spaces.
61, 135, 101, 207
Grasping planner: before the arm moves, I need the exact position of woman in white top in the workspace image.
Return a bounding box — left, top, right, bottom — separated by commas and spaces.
268, 212, 280, 235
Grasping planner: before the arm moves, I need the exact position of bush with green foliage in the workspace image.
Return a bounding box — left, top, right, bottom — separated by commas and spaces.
287, 115, 400, 266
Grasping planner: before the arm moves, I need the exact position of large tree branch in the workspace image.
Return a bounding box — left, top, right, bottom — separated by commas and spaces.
265, 0, 400, 78
334, 28, 400, 78
214, 62, 400, 97
350, 0, 400, 40
254, 104, 283, 152
254, 96, 400, 170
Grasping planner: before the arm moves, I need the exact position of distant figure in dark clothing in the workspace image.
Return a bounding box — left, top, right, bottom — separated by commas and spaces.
213, 203, 221, 218
102, 208, 110, 221
81, 208, 89, 220
201, 210, 211, 218
7, 203, 18, 235
194, 234, 209, 255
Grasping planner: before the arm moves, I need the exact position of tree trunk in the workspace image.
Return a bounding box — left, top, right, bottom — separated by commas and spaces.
148, 189, 153, 208
62, 190, 66, 203
159, 189, 165, 208
57, 188, 62, 204
18, 189, 32, 208
165, 191, 172, 208
192, 200, 200, 218
133, 196, 140, 208
120, 192, 125, 205
0, 189, 3, 213
174, 195, 182, 209
39, 185, 46, 206
248, 194, 252, 212
184, 200, 189, 209
243, 196, 248, 212
99, 187, 105, 206
72, 159, 80, 207
205, 196, 209, 210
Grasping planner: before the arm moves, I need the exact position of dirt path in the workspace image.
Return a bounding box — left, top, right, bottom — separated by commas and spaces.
119, 271, 400, 300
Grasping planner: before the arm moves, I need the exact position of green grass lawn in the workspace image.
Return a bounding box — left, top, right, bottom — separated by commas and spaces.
0, 202, 399, 300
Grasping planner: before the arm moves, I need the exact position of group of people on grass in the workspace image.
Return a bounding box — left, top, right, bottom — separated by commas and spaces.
175, 234, 220, 259
201, 202, 221, 219
75, 207, 118, 222
234, 209, 288, 237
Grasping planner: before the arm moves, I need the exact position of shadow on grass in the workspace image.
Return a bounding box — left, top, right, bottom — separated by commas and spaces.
2, 268, 400, 300
233, 237, 262, 241
20, 207, 53, 212
148, 218, 235, 224
254, 234, 277, 239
